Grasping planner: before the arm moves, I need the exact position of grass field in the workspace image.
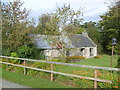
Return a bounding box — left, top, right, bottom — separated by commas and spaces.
1, 55, 119, 88
54, 55, 118, 74
1, 68, 71, 88
73, 55, 118, 67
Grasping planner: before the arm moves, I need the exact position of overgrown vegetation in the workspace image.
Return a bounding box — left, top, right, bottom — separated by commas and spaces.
65, 56, 85, 62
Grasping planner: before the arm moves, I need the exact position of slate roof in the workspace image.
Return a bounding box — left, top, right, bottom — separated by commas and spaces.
69, 34, 96, 47
33, 35, 74, 49
33, 34, 96, 49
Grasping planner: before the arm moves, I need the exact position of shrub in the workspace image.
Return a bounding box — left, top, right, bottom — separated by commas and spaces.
27, 69, 37, 76
2, 49, 11, 56
14, 67, 24, 74
17, 45, 34, 59
94, 55, 102, 59
2, 64, 7, 70
10, 52, 20, 64
32, 62, 50, 70
65, 56, 85, 63
50, 59, 61, 62
17, 45, 45, 60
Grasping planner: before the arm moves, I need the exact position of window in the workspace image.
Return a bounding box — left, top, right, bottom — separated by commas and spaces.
90, 48, 93, 56
66, 51, 70, 57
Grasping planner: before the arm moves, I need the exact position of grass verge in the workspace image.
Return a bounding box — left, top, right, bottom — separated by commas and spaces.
1, 68, 71, 88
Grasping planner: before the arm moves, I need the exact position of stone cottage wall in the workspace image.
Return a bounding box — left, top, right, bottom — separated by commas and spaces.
44, 49, 60, 60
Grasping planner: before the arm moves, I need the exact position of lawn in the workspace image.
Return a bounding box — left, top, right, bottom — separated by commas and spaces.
54, 55, 118, 73
73, 55, 118, 67
0, 68, 71, 88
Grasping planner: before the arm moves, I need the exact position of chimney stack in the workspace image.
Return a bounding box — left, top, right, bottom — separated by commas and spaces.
82, 30, 88, 37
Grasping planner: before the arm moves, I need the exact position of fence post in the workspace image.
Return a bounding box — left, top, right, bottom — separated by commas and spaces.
6, 58, 8, 69
94, 69, 97, 88
24, 60, 26, 75
50, 64, 53, 81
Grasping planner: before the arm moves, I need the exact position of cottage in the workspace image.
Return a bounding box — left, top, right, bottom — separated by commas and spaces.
33, 31, 97, 60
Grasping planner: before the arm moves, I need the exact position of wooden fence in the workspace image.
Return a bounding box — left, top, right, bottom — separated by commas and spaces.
0, 56, 119, 88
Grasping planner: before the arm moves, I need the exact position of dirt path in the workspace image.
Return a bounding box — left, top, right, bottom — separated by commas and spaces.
0, 78, 30, 88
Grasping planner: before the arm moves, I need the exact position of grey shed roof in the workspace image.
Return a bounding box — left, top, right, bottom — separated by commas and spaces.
33, 34, 96, 49
69, 34, 96, 47
33, 35, 74, 49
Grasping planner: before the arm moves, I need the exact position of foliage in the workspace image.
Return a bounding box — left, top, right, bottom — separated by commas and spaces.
36, 4, 83, 35
115, 56, 120, 68
65, 56, 85, 59
17, 45, 45, 59
2, 64, 7, 70
83, 21, 103, 54
27, 69, 37, 76
50, 59, 61, 62
63, 24, 84, 35
17, 45, 34, 58
94, 55, 102, 59
14, 67, 24, 74
1, 0, 32, 52
36, 14, 60, 35
65, 56, 85, 62
2, 49, 11, 56
9, 52, 20, 64
32, 62, 50, 70
98, 3, 120, 54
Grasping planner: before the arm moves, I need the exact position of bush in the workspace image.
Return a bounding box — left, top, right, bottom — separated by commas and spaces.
32, 62, 50, 70
9, 52, 20, 64
17, 45, 34, 59
65, 56, 85, 63
94, 55, 102, 59
50, 59, 61, 62
2, 49, 11, 56
2, 64, 7, 70
14, 67, 24, 74
17, 45, 45, 60
27, 69, 37, 76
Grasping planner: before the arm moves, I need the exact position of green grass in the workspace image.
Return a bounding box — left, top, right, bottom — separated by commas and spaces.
54, 55, 118, 73
73, 55, 118, 67
52, 55, 119, 88
1, 55, 119, 88
1, 68, 71, 88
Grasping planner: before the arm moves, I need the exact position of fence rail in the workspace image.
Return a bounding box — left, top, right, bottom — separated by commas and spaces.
0, 56, 119, 71
0, 56, 119, 88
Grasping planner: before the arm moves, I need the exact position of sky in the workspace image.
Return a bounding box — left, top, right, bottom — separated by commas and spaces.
3, 0, 112, 23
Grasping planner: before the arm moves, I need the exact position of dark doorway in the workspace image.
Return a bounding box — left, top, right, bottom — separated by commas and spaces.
80, 48, 85, 56
90, 48, 93, 56
66, 51, 70, 57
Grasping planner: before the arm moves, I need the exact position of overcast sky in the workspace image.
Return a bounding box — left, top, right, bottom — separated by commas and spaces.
3, 0, 111, 23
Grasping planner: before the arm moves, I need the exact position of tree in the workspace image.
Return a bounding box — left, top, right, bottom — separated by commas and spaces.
63, 24, 84, 35
36, 4, 84, 35
36, 14, 60, 35
98, 1, 120, 54
1, 0, 32, 52
83, 21, 103, 54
